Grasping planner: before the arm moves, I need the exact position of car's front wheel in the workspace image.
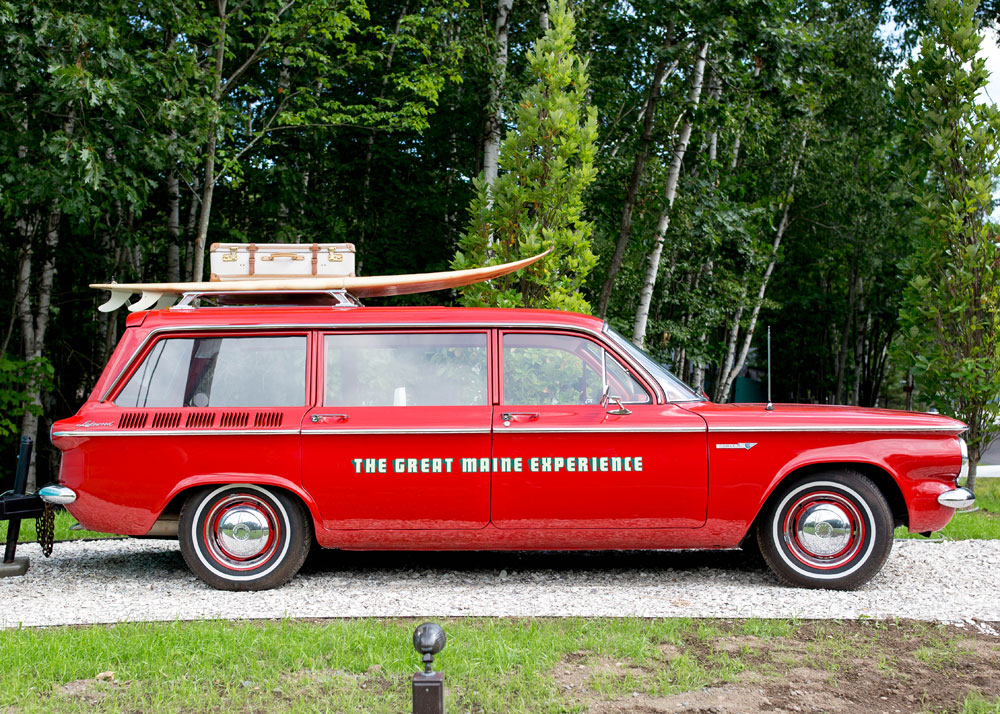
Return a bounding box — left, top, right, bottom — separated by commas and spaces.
179, 484, 311, 591
757, 471, 893, 590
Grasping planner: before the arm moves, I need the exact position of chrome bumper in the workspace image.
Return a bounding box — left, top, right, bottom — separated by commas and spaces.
38, 484, 77, 505
938, 487, 975, 510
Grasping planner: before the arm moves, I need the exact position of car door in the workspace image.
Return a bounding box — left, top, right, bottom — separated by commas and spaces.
491, 330, 707, 529
301, 329, 493, 530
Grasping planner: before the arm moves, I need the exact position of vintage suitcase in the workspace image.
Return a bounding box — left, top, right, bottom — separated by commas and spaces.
209, 243, 356, 281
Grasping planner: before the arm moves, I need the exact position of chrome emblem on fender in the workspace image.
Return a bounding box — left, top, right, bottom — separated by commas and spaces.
715, 442, 758, 450
80, 420, 114, 427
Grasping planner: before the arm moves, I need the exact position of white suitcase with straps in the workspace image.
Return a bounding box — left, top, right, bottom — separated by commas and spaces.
209, 243, 356, 281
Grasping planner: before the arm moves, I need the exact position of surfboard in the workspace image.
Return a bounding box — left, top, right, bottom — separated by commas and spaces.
92, 250, 551, 312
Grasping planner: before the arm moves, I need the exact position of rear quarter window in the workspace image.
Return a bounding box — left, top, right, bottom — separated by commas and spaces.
114, 335, 307, 407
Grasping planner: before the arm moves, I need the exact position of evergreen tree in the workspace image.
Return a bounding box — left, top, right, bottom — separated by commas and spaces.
452, 0, 598, 312
896, 0, 1000, 491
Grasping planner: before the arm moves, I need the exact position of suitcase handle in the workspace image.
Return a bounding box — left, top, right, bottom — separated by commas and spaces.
260, 253, 305, 261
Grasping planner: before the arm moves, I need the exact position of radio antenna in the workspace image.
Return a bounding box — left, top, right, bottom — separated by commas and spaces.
765, 325, 774, 411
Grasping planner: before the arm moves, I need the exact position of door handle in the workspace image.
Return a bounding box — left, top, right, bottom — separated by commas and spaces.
310, 413, 349, 423
501, 412, 540, 426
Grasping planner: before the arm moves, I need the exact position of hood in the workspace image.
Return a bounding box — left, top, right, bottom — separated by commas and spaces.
682, 402, 966, 434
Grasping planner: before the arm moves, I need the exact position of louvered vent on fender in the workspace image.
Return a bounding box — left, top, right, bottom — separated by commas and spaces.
254, 411, 283, 428
118, 412, 147, 429
219, 411, 250, 428
185, 412, 215, 428
151, 412, 181, 429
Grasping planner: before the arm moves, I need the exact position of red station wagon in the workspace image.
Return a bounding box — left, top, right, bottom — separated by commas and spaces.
48, 301, 973, 590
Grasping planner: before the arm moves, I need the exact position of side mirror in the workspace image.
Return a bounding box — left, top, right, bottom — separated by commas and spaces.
601, 386, 631, 416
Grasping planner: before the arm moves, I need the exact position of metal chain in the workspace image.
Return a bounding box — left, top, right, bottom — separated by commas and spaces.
37, 503, 55, 557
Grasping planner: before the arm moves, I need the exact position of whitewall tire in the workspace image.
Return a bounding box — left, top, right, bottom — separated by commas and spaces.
179, 484, 311, 591
757, 471, 893, 590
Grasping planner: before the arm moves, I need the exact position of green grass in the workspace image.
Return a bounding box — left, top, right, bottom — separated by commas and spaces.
0, 618, 740, 714
0, 508, 116, 543
896, 477, 1000, 541
963, 693, 1000, 713
2, 618, 994, 713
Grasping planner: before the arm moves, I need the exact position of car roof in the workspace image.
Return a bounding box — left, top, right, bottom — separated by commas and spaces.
127, 305, 607, 332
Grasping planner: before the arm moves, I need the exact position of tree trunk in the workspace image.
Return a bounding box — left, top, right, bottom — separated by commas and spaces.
166, 164, 181, 282
834, 245, 858, 404
192, 4, 228, 282
597, 33, 674, 318
18, 207, 61, 492
632, 42, 708, 348
483, 0, 514, 190
714, 130, 809, 403
183, 176, 200, 281
538, 0, 548, 31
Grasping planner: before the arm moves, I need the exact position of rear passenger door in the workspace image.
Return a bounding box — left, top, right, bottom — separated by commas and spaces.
301, 330, 493, 530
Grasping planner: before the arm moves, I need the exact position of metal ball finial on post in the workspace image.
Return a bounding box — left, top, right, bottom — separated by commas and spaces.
412, 623, 446, 714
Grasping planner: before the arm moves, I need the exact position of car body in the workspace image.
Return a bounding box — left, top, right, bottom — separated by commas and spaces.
49, 303, 971, 590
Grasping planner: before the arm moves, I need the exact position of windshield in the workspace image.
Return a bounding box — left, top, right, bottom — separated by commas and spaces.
603, 325, 703, 403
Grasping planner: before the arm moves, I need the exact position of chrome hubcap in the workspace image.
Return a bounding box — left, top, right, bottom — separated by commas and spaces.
203, 494, 281, 570
797, 503, 851, 556
218, 506, 270, 558
783, 491, 865, 569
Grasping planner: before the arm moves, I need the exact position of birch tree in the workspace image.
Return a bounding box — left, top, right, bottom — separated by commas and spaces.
631, 41, 708, 348
454, 1, 597, 311
483, 0, 515, 191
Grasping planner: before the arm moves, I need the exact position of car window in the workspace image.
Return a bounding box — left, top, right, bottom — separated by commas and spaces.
502, 333, 650, 405
115, 335, 307, 407
324, 332, 488, 407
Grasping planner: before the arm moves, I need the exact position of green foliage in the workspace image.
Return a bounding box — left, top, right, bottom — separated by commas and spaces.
895, 0, 1000, 480
0, 356, 52, 437
453, 1, 598, 313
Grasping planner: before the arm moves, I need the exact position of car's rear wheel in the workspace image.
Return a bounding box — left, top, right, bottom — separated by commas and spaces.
757, 471, 892, 590
179, 484, 311, 591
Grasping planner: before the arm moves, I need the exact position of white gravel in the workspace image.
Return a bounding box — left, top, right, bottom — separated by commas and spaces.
2, 539, 999, 629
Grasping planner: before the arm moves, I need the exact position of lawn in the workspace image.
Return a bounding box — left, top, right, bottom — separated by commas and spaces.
896, 477, 1000, 540
0, 508, 117, 543
0, 618, 997, 713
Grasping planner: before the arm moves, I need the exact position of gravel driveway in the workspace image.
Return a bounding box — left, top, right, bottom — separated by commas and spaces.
2, 539, 999, 629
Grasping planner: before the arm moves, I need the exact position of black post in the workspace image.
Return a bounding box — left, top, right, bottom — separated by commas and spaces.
1, 437, 33, 574
412, 623, 446, 714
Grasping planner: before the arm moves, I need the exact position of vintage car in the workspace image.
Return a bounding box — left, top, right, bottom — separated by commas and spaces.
48, 300, 972, 591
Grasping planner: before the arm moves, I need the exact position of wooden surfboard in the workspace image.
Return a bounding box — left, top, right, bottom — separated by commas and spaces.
92, 250, 551, 312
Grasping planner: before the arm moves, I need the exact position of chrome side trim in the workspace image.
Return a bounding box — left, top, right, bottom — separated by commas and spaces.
708, 425, 961, 433
494, 426, 704, 433
305, 428, 491, 435
38, 485, 77, 505
99, 320, 667, 405
53, 429, 300, 437
937, 487, 975, 509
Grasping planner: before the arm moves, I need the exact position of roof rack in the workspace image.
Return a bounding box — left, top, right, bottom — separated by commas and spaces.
173, 290, 362, 309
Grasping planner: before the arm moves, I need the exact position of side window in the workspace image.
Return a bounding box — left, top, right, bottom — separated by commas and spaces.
324, 332, 488, 407
502, 333, 650, 405
115, 335, 307, 407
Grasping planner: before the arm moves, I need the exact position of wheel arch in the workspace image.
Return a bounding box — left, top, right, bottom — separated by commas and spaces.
148, 476, 321, 538
743, 461, 906, 545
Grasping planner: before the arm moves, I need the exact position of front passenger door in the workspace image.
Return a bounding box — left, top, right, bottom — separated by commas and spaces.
491, 331, 707, 529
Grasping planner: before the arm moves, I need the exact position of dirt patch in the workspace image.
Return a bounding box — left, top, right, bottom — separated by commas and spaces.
555, 620, 1000, 714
